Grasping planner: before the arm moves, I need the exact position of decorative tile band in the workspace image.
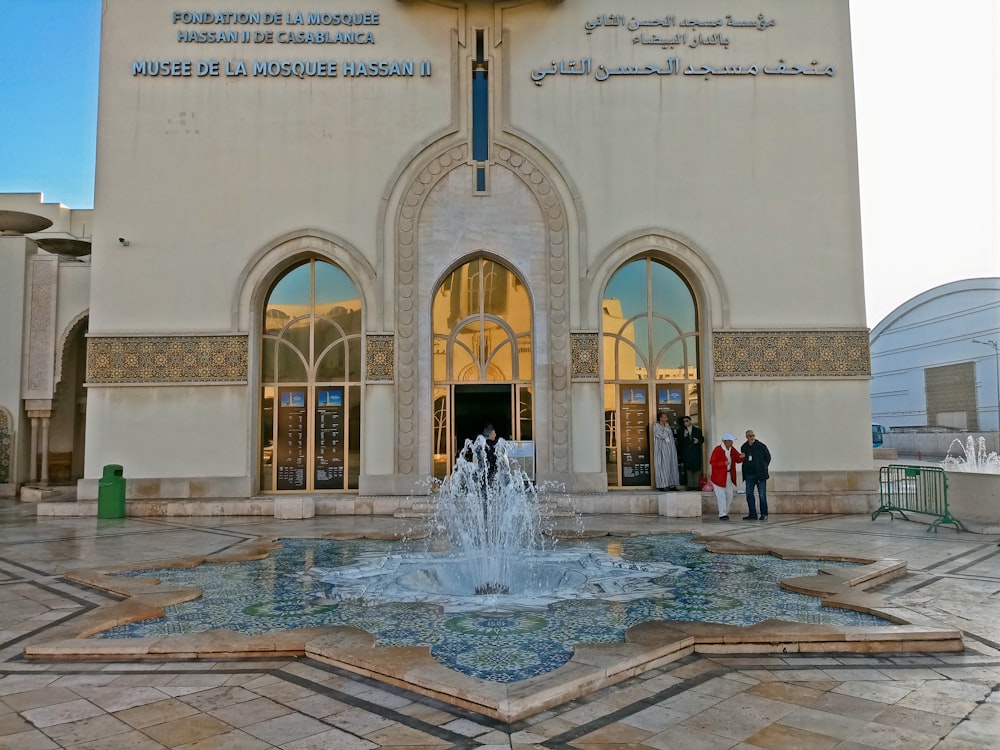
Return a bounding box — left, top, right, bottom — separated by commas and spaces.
713, 330, 870, 377
366, 334, 394, 382
87, 336, 249, 384
571, 333, 600, 380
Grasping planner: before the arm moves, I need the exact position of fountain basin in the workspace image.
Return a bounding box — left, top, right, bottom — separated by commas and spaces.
395, 559, 588, 598
313, 548, 688, 611
25, 531, 963, 722
941, 471, 1000, 531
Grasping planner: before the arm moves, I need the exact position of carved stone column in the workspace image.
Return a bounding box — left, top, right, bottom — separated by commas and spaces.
39, 415, 50, 486
25, 402, 53, 486
22, 254, 58, 486
27, 416, 39, 483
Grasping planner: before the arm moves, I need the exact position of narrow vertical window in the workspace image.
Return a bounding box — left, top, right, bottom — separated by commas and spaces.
472, 28, 489, 193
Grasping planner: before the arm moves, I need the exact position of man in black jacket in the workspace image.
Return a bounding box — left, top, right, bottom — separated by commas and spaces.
740, 429, 771, 520
679, 416, 704, 490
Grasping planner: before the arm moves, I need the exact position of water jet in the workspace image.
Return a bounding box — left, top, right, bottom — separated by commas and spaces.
941, 435, 1000, 474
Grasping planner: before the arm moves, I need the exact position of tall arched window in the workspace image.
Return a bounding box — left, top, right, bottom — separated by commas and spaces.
259, 259, 362, 492
431, 257, 533, 479
602, 258, 700, 487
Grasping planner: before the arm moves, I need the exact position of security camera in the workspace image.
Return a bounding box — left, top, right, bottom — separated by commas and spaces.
118, 237, 130, 246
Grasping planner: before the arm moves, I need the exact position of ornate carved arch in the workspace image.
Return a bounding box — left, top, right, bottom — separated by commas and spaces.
54, 310, 89, 390
393, 143, 572, 475
235, 229, 378, 334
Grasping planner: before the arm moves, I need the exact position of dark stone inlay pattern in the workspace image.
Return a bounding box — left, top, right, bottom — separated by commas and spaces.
713, 330, 870, 377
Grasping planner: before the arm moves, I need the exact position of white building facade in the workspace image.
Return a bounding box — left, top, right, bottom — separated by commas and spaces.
0, 0, 875, 513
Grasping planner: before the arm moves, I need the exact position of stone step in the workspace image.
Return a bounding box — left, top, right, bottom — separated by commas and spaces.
407, 502, 438, 511
394, 496, 580, 519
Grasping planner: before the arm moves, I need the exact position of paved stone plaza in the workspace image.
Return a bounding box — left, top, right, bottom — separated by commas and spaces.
0, 501, 997, 749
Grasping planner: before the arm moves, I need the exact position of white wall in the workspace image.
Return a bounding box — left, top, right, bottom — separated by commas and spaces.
505, 0, 863, 329
714, 379, 873, 471
90, 0, 457, 334
85, 386, 248, 478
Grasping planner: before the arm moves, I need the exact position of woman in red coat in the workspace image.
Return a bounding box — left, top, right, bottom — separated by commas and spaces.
709, 433, 743, 520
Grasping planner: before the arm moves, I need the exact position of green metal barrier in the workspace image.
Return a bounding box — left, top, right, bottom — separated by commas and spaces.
872, 464, 966, 532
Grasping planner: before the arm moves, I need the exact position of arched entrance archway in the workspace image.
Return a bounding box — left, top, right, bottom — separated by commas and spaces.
602, 257, 701, 488
431, 256, 533, 479
259, 258, 362, 492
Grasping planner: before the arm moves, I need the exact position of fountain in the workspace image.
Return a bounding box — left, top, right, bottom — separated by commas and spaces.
941, 435, 1000, 474
303, 436, 690, 613
427, 434, 551, 597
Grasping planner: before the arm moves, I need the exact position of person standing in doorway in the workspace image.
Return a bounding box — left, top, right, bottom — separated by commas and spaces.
653, 411, 680, 490
740, 429, 771, 520
679, 416, 704, 490
474, 424, 500, 541
709, 433, 743, 520
479, 424, 499, 484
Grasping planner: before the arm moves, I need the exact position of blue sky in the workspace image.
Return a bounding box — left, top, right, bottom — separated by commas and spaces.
0, 1, 100, 209
0, 0, 996, 326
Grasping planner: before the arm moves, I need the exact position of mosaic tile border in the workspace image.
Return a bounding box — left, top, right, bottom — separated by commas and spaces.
571, 332, 600, 380
713, 330, 870, 377
87, 336, 249, 384
365, 334, 394, 382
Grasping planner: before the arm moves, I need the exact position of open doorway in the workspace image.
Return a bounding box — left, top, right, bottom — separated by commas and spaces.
431, 256, 533, 479
453, 384, 512, 454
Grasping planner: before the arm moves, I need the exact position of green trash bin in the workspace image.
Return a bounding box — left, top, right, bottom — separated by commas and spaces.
97, 464, 126, 519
